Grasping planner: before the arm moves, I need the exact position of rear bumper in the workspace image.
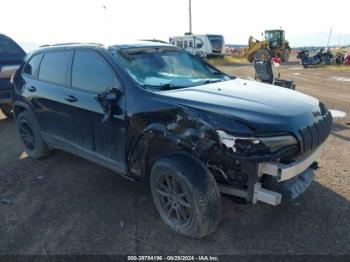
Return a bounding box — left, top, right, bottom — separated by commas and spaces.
0, 65, 20, 79
0, 64, 19, 104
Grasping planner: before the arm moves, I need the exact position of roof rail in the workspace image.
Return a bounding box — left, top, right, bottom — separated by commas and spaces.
39, 42, 104, 48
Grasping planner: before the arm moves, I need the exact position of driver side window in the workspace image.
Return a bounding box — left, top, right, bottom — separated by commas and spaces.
72, 50, 119, 93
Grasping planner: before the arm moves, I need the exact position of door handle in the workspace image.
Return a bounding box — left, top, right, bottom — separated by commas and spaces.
27, 86, 36, 92
64, 95, 78, 102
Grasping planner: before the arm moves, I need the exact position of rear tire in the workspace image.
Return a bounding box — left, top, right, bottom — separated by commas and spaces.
150, 153, 222, 238
1, 104, 13, 119
16, 111, 51, 159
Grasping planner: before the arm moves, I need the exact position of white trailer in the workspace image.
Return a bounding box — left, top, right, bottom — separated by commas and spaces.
169, 34, 225, 57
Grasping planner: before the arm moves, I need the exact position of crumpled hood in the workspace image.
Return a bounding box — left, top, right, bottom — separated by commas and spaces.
158, 79, 323, 134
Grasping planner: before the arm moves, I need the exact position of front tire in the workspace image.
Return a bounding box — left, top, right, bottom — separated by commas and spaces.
150, 154, 222, 238
1, 104, 13, 119
16, 111, 51, 159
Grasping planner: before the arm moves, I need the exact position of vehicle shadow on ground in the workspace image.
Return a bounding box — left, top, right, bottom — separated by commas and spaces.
2, 153, 350, 256
0, 117, 24, 168
0, 117, 349, 255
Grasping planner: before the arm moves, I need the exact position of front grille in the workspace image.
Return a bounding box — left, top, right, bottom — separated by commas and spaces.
299, 112, 332, 153
208, 35, 223, 52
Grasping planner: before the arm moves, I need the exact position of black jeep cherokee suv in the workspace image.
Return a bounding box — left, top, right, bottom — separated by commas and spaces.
0, 33, 26, 118
12, 42, 332, 238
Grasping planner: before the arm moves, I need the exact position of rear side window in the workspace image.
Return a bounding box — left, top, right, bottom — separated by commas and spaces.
72, 50, 116, 93
0, 37, 23, 54
39, 51, 71, 85
23, 54, 42, 77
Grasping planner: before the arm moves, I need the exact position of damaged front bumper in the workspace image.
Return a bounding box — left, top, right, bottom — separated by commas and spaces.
219, 143, 325, 206
261, 143, 324, 182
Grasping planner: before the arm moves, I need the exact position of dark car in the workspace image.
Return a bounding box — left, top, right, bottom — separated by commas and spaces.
12, 42, 332, 238
298, 48, 334, 68
0, 34, 26, 118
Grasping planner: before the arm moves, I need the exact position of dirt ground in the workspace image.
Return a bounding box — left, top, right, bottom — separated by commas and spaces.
0, 64, 349, 256
220, 63, 350, 115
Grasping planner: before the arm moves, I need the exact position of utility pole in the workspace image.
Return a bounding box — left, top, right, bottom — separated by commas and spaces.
326, 26, 333, 49
189, 0, 192, 34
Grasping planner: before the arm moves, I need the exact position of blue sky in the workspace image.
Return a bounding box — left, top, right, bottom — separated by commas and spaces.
1, 0, 349, 50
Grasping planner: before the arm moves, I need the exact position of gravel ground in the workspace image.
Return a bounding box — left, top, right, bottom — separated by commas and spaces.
0, 64, 349, 256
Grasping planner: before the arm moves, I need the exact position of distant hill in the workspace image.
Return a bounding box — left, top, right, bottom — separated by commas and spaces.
226, 44, 247, 49
289, 32, 350, 48
227, 33, 350, 49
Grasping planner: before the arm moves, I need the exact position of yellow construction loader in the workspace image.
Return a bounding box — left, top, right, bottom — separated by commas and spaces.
246, 29, 291, 63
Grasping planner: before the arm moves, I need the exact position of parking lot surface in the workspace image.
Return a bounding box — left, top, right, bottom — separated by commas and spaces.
1, 64, 349, 255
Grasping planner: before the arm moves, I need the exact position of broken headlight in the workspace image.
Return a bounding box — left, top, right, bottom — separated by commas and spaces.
217, 130, 297, 155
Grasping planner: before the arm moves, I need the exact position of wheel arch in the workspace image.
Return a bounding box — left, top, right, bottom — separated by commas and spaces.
13, 101, 43, 135
127, 123, 218, 179
13, 101, 33, 119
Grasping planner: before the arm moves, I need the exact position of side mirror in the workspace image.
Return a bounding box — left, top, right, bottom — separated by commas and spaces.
106, 88, 123, 100
96, 87, 123, 123
98, 87, 123, 102
105, 92, 117, 101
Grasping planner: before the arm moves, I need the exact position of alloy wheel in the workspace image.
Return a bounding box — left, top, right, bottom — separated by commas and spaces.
155, 173, 193, 227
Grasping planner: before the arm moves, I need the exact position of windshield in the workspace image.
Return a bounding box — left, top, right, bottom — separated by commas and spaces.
265, 31, 283, 49
208, 35, 223, 51
112, 47, 230, 90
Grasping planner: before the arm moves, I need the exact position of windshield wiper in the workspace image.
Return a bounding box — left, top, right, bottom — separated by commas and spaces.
158, 83, 177, 90
201, 79, 224, 85
143, 83, 182, 90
